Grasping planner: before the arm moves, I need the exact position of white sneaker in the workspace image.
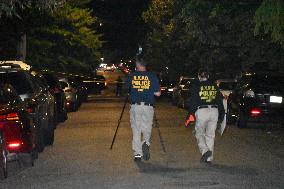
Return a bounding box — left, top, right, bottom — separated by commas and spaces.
134, 154, 142, 160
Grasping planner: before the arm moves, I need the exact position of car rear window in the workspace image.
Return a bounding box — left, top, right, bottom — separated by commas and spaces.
42, 74, 59, 87
181, 78, 195, 85
0, 87, 9, 103
219, 82, 236, 90
0, 72, 33, 95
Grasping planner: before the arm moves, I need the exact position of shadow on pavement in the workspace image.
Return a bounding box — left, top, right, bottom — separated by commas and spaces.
134, 161, 186, 174
206, 163, 259, 176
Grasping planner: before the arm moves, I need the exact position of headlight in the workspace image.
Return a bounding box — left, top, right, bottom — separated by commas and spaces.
244, 89, 255, 98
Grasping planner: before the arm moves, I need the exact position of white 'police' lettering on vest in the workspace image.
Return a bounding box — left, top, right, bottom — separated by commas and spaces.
199, 85, 217, 103
132, 75, 151, 92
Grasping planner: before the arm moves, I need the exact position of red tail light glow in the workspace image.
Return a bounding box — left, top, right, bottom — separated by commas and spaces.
0, 113, 19, 121
53, 87, 61, 93
66, 101, 71, 107
7, 141, 22, 150
0, 115, 6, 121
250, 108, 261, 116
27, 108, 34, 113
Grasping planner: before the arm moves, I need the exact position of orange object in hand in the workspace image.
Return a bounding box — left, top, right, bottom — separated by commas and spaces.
185, 114, 195, 127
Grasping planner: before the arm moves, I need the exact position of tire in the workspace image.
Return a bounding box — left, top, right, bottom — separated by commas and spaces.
0, 132, 8, 179
58, 109, 67, 122
19, 152, 34, 167
226, 104, 236, 125
35, 126, 45, 153
45, 119, 55, 146
237, 111, 248, 128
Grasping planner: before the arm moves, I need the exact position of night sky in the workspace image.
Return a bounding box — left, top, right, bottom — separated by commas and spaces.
89, 0, 149, 62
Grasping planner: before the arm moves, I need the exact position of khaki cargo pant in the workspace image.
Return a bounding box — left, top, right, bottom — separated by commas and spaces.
130, 104, 154, 156
195, 107, 219, 161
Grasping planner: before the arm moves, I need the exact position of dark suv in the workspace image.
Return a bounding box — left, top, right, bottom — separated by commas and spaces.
0, 68, 55, 151
228, 73, 284, 128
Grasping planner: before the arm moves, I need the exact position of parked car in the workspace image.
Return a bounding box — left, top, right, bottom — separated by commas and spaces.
68, 76, 88, 103
158, 75, 174, 98
0, 67, 55, 151
41, 72, 68, 123
172, 76, 196, 108
0, 83, 36, 178
216, 79, 237, 113
59, 77, 80, 112
0, 60, 31, 70
83, 75, 107, 94
227, 73, 284, 128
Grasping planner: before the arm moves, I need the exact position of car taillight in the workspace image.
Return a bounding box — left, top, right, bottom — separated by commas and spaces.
1, 121, 23, 151
7, 141, 22, 150
53, 87, 61, 93
27, 108, 34, 113
66, 101, 71, 107
65, 88, 72, 93
0, 113, 20, 121
250, 108, 261, 116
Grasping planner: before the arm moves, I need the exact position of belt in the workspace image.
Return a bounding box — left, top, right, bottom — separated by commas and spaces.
197, 105, 218, 109
131, 102, 153, 106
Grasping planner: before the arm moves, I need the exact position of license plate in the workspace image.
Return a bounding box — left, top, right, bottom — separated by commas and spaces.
270, 96, 282, 103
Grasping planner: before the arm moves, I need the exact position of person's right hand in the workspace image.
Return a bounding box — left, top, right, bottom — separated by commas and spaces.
185, 114, 195, 127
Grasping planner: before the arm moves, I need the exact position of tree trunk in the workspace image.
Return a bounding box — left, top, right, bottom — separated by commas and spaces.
17, 33, 26, 61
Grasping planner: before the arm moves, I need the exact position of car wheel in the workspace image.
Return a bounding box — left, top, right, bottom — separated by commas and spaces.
237, 111, 248, 128
59, 108, 67, 122
19, 152, 34, 167
0, 132, 8, 179
62, 109, 68, 121
71, 102, 77, 112
35, 126, 45, 153
227, 104, 236, 125
45, 119, 55, 146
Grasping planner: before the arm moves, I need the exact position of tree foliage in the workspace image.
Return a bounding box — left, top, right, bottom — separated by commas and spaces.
0, 0, 66, 18
0, 0, 102, 73
27, 1, 102, 73
143, 0, 284, 79
254, 0, 284, 48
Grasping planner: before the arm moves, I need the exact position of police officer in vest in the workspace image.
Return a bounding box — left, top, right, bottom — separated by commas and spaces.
188, 68, 225, 163
126, 55, 161, 161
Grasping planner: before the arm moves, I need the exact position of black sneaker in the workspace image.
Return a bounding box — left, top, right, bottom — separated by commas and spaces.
204, 160, 212, 164
142, 142, 150, 161
134, 154, 142, 161
200, 151, 212, 163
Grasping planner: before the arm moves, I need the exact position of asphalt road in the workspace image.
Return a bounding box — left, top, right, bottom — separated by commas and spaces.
0, 95, 283, 189
0, 70, 283, 188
